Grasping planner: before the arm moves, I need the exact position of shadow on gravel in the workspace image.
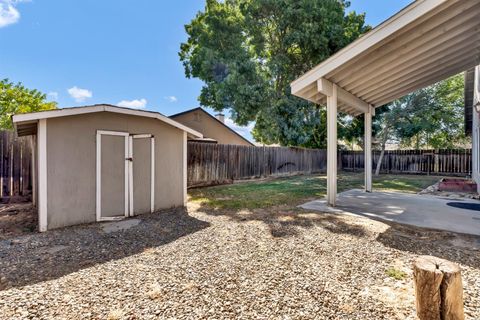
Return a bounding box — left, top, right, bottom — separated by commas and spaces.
197, 202, 368, 239
377, 222, 480, 269
0, 208, 210, 291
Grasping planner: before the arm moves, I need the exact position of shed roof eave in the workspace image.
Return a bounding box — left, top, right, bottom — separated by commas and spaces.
12, 104, 203, 138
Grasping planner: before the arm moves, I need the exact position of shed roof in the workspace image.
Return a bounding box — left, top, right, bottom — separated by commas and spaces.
291, 0, 480, 115
12, 104, 203, 138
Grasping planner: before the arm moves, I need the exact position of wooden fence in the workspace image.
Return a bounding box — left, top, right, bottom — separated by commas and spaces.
341, 149, 472, 176
0, 131, 33, 197
188, 143, 472, 187
0, 133, 473, 194
188, 142, 326, 187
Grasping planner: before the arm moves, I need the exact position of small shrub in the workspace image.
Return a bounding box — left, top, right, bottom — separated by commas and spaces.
386, 267, 407, 280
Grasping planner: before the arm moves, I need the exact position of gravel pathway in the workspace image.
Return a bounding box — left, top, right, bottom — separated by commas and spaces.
0, 203, 479, 319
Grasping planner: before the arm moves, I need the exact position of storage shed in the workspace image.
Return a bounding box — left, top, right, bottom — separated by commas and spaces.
12, 104, 202, 231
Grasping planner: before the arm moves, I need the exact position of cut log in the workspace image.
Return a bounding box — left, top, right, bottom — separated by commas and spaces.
413, 255, 464, 320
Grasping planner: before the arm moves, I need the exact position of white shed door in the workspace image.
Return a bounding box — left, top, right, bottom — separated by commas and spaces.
96, 132, 155, 221
129, 134, 155, 216
96, 131, 129, 221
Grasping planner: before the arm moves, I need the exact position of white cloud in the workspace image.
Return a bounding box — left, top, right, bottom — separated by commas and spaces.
47, 91, 58, 101
117, 98, 147, 109
67, 86, 92, 102
165, 96, 177, 103
225, 117, 254, 138
0, 1, 20, 28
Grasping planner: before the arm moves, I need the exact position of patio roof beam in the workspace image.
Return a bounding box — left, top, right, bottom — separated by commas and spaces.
291, 0, 453, 93
362, 45, 480, 101
291, 0, 480, 108
371, 57, 479, 106
352, 28, 480, 98
317, 78, 370, 114
336, 0, 479, 89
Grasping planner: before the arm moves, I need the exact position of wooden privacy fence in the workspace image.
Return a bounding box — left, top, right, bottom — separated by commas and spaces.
189, 143, 472, 187
188, 142, 326, 187
341, 149, 472, 176
0, 133, 473, 194
0, 131, 33, 197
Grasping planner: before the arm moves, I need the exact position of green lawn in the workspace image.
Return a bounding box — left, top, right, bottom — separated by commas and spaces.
188, 173, 442, 210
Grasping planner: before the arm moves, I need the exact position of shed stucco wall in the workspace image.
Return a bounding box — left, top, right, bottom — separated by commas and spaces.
45, 112, 185, 229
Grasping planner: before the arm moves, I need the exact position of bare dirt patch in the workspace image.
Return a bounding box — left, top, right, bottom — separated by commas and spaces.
0, 201, 36, 240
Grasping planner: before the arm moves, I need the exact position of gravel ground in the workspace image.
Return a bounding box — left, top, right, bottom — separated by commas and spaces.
0, 202, 479, 319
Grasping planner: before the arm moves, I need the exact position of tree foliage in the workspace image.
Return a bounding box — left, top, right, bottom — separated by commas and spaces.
0, 79, 57, 129
374, 73, 467, 151
180, 0, 369, 147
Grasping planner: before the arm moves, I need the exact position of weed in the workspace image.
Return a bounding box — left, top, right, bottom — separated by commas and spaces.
386, 267, 407, 280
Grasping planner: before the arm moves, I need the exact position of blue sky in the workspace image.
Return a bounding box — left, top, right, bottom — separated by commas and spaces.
0, 0, 412, 142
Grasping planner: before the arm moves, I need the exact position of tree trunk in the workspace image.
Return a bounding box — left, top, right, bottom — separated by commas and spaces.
413, 255, 464, 320
375, 132, 388, 176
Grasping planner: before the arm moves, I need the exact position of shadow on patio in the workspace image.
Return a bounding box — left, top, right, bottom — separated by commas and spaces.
0, 208, 210, 291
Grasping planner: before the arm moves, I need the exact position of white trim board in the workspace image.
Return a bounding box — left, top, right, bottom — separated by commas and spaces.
12, 104, 203, 139
38, 119, 48, 232
151, 136, 155, 213
183, 131, 187, 206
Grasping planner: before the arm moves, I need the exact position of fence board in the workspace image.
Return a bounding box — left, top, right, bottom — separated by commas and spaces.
0, 131, 33, 198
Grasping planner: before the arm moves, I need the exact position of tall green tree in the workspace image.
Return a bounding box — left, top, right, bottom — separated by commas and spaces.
399, 73, 467, 149
0, 79, 57, 129
372, 73, 468, 175
180, 0, 369, 146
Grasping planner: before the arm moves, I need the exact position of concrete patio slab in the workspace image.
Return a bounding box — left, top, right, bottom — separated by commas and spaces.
299, 189, 480, 236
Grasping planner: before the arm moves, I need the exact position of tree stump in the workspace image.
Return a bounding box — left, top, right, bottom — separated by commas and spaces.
413, 255, 464, 320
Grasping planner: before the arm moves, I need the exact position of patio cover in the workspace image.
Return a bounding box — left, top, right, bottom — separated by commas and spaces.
291, 0, 480, 205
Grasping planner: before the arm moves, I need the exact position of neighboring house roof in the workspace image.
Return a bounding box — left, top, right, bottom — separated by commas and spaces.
170, 107, 254, 146
12, 104, 203, 138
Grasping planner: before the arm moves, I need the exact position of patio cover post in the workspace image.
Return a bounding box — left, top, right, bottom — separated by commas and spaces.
327, 84, 338, 206
364, 105, 373, 192
473, 65, 480, 190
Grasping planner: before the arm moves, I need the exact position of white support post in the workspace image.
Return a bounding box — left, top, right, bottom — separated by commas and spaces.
473, 66, 480, 192
183, 131, 188, 206
327, 84, 338, 206
151, 137, 155, 213
364, 105, 373, 192
38, 119, 47, 232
